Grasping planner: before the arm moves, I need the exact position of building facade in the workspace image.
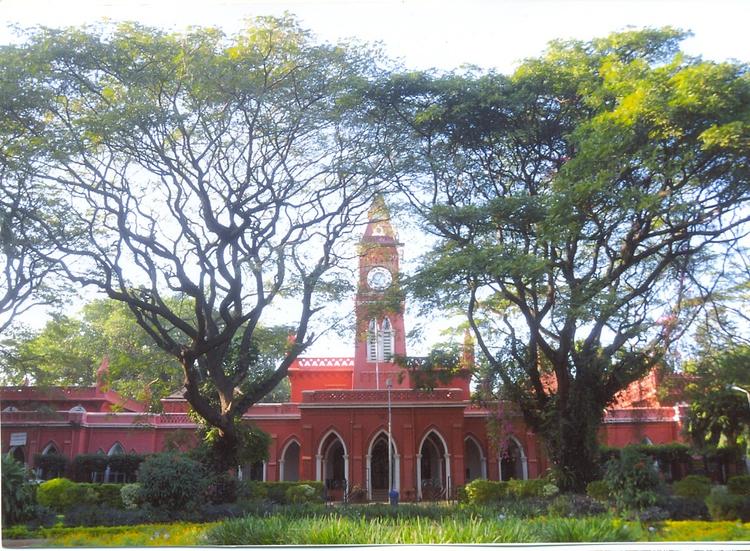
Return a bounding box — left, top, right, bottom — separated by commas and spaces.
0, 198, 688, 500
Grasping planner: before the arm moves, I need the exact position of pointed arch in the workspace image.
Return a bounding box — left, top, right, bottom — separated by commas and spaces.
366, 428, 400, 500
107, 442, 125, 455
280, 437, 301, 482
41, 441, 60, 455
381, 318, 394, 361
464, 435, 486, 482
498, 435, 528, 481
417, 428, 451, 500
317, 429, 349, 500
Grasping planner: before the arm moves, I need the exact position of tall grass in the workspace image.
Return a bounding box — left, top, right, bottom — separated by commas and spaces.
201, 514, 633, 544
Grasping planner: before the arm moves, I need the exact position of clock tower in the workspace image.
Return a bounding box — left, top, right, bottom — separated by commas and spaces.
354, 195, 408, 389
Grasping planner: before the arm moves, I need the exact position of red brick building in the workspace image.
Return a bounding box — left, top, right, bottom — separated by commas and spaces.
0, 198, 688, 499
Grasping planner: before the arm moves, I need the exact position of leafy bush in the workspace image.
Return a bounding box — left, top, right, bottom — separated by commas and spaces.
463, 479, 508, 504
1, 455, 38, 525
705, 487, 750, 521
508, 478, 548, 498
34, 453, 69, 479
655, 496, 708, 520
71, 454, 108, 482
37, 478, 96, 512
91, 484, 125, 508
728, 475, 750, 496
137, 453, 208, 510
286, 484, 322, 504
586, 480, 610, 501
547, 494, 607, 517
120, 483, 142, 510
206, 473, 238, 504
604, 447, 662, 511
673, 475, 712, 499
106, 454, 146, 482
238, 481, 324, 504
63, 505, 157, 527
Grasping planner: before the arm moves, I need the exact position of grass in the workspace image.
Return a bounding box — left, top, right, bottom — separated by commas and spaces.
5, 506, 750, 546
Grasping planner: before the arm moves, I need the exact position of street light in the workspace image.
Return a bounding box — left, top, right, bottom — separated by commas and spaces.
730, 385, 750, 409
386, 377, 396, 505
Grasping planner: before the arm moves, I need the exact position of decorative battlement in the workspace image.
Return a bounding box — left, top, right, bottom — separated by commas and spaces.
295, 357, 355, 369
300, 388, 466, 406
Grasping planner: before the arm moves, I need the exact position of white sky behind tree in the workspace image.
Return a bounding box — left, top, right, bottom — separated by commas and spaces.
2, 0, 748, 356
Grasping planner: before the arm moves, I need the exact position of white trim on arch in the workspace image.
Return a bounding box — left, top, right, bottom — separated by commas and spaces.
417, 428, 451, 500
279, 438, 301, 482
41, 442, 60, 455
316, 429, 349, 488
464, 435, 487, 480
365, 429, 400, 500
497, 435, 528, 481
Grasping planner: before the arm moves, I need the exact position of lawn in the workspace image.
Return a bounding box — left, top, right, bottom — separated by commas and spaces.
6, 515, 750, 546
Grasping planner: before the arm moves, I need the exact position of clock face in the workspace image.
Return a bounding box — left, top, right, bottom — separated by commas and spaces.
367, 267, 392, 291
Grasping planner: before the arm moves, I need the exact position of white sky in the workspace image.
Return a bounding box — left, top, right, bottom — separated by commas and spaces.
2, 0, 748, 355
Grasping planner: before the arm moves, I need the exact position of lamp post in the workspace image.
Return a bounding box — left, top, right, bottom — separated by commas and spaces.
729, 385, 750, 473
386, 377, 396, 505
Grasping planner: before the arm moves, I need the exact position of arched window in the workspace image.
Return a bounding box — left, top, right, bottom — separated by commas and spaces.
69, 405, 86, 413
367, 319, 378, 362
381, 318, 394, 361
106, 442, 126, 483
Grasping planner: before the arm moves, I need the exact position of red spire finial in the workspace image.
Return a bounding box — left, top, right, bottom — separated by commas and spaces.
96, 357, 110, 391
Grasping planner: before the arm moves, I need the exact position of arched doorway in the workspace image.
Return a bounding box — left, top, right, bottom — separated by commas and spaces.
499, 436, 528, 481
37, 442, 64, 480
317, 431, 348, 500
464, 436, 486, 482
105, 442, 126, 483
367, 431, 399, 500
418, 430, 449, 500
10, 446, 25, 465
241, 460, 265, 481
280, 440, 300, 482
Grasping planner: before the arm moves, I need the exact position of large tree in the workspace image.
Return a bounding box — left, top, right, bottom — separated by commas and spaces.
1, 17, 390, 463
374, 28, 750, 490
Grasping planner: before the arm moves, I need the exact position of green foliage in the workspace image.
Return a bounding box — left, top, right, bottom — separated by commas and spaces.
705, 487, 750, 521
120, 483, 142, 510
0, 299, 183, 408
673, 475, 712, 499
192, 424, 270, 474
547, 494, 607, 518
37, 478, 94, 512
463, 479, 508, 504
285, 484, 323, 504
604, 448, 663, 511
239, 481, 324, 504
136, 453, 208, 510
106, 454, 146, 481
33, 453, 69, 479
683, 344, 750, 449
71, 454, 108, 482
1, 454, 37, 525
586, 480, 611, 501
728, 475, 750, 496
380, 26, 750, 492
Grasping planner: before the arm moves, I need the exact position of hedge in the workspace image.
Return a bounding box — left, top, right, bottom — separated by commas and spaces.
461, 479, 552, 505
239, 481, 324, 504
70, 453, 147, 483
600, 443, 692, 464
33, 453, 69, 479
37, 478, 124, 512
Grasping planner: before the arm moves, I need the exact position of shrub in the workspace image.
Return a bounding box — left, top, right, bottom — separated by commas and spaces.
37, 478, 96, 512
120, 483, 142, 510
100, 484, 126, 508
137, 453, 208, 510
206, 473, 238, 504
728, 475, 750, 496
547, 494, 607, 517
508, 478, 548, 498
106, 454, 146, 482
463, 479, 508, 504
705, 486, 750, 521
239, 481, 324, 504
286, 484, 322, 504
673, 475, 712, 499
586, 480, 610, 501
1, 455, 37, 525
71, 454, 108, 482
33, 453, 69, 479
604, 447, 662, 511
655, 495, 709, 520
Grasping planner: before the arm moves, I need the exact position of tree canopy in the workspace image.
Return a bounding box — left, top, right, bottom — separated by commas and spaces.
0, 17, 391, 462
373, 27, 750, 490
